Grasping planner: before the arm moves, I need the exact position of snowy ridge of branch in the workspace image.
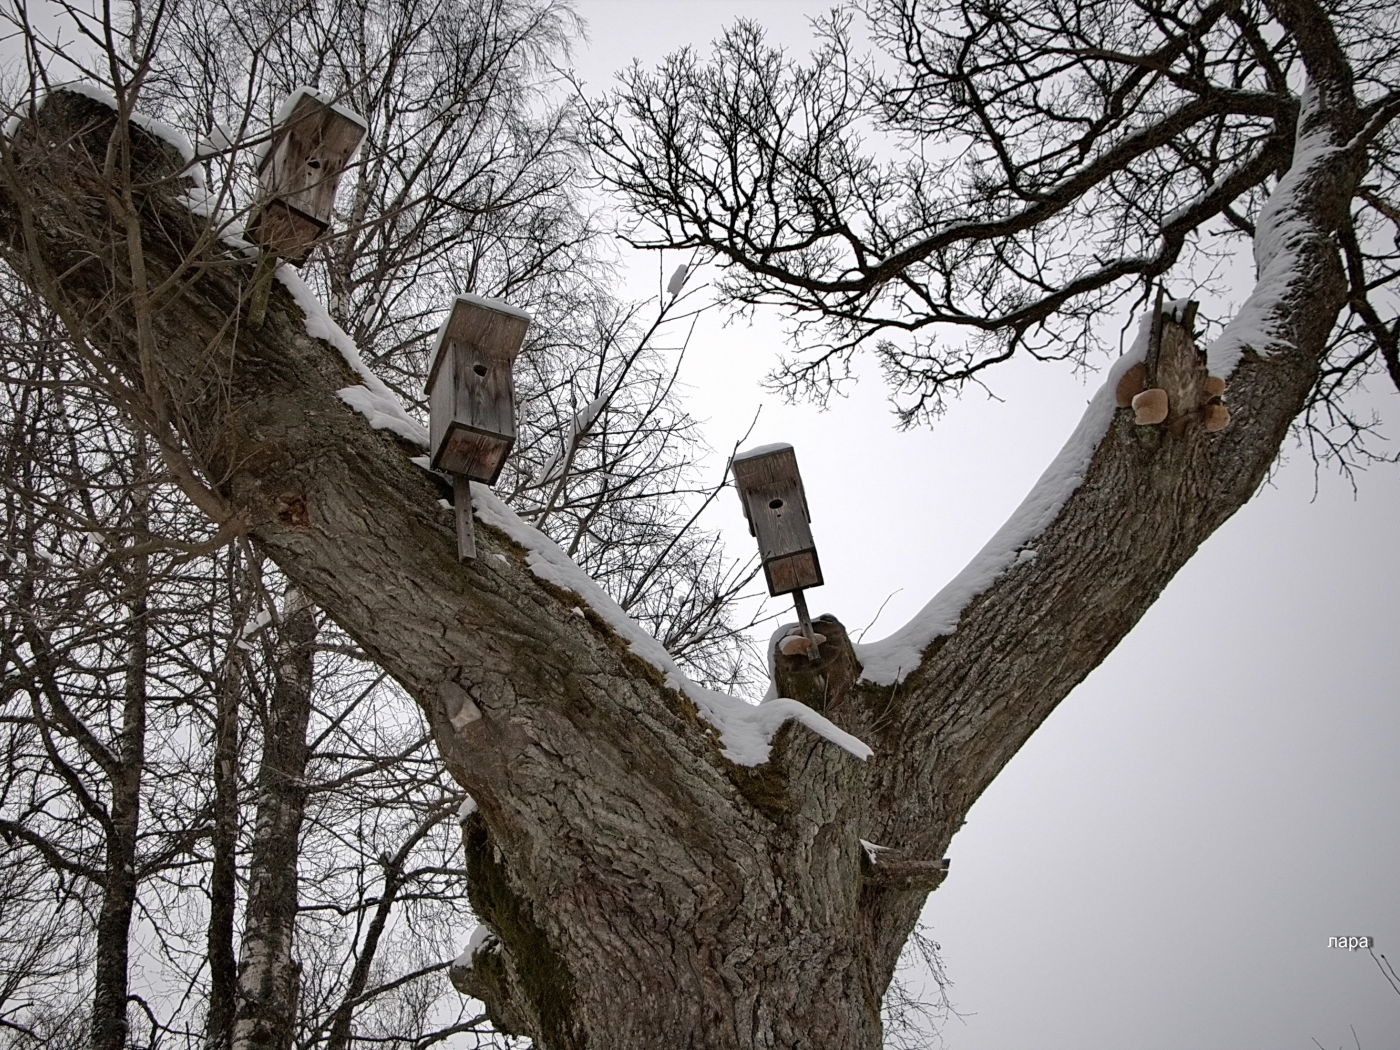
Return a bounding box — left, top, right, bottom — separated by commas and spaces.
24, 83, 426, 449
472, 485, 871, 766
269, 209, 855, 766
854, 315, 1153, 686
274, 268, 431, 448
1207, 79, 1337, 377
26, 80, 197, 162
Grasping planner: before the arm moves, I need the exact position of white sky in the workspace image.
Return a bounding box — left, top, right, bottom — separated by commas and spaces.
571, 2, 1400, 1047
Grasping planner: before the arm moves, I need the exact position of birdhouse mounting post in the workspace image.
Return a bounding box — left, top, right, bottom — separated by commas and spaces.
246, 251, 280, 330
1145, 285, 1166, 388
453, 476, 476, 561
790, 588, 820, 658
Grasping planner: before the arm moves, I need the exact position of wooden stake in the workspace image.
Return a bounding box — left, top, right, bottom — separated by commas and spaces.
1145, 284, 1166, 388
453, 475, 476, 561
791, 588, 819, 659
247, 252, 280, 330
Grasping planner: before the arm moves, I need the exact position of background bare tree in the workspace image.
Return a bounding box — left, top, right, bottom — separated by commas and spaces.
586, 0, 1400, 459
0, 280, 501, 1048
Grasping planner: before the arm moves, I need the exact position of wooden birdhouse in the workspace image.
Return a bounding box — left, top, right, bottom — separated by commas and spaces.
251, 88, 366, 263
731, 443, 823, 596
427, 294, 531, 485
427, 294, 531, 562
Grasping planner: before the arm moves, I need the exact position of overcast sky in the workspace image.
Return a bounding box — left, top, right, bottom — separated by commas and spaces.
570, 2, 1400, 1047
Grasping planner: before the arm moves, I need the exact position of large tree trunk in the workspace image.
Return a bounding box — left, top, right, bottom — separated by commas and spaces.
0, 21, 1365, 1044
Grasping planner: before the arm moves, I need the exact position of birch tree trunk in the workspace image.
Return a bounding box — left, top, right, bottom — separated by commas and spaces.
0, 7, 1372, 1042
207, 624, 243, 1050
232, 589, 316, 1050
91, 446, 150, 1050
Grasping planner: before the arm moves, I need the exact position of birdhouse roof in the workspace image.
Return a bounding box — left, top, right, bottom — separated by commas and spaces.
732, 441, 794, 463
274, 85, 368, 131
425, 294, 533, 392
730, 443, 811, 525
255, 86, 367, 170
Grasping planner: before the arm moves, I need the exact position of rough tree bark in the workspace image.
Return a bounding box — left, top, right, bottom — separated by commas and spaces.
0, 11, 1368, 1045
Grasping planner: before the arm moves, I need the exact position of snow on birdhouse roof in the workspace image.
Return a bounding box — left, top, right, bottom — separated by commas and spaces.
425, 293, 534, 391
731, 442, 794, 463
451, 291, 534, 322
273, 85, 368, 131
255, 86, 367, 170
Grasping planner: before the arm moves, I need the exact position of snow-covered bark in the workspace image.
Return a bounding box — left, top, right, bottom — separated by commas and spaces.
0, 21, 1371, 1043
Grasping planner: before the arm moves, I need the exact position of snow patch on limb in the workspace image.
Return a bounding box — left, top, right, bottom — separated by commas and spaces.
337, 385, 427, 445
1207, 80, 1338, 378
853, 316, 1154, 687
571, 395, 608, 440
696, 696, 873, 766
272, 267, 430, 447
453, 925, 499, 973
470, 485, 871, 767
860, 839, 891, 863
42, 80, 196, 162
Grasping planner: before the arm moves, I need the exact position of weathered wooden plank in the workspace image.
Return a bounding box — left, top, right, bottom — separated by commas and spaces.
454, 475, 476, 561
731, 444, 822, 595
427, 296, 530, 484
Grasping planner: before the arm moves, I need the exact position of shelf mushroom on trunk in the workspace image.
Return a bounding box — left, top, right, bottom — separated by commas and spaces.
731, 442, 825, 657
246, 87, 367, 326
427, 294, 532, 560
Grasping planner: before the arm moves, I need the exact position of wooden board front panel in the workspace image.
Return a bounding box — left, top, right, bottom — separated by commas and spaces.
434, 422, 513, 484
740, 480, 815, 561
451, 339, 515, 440
763, 550, 822, 596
